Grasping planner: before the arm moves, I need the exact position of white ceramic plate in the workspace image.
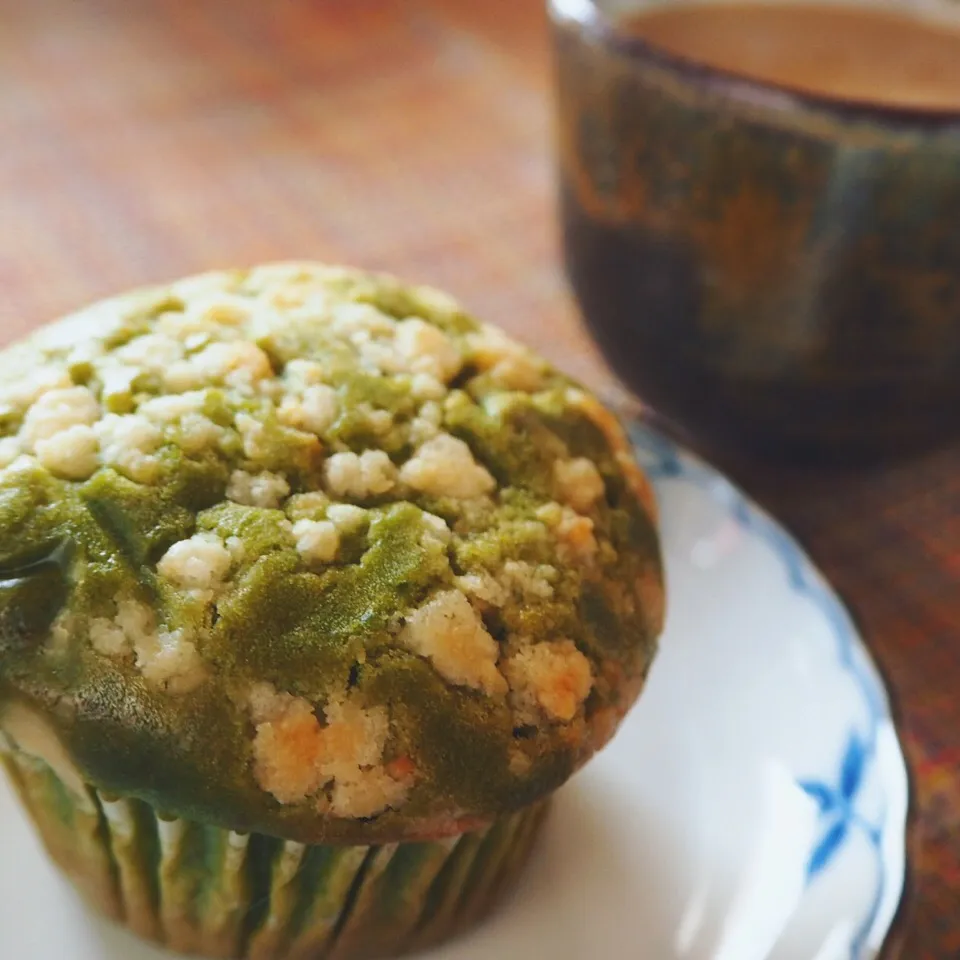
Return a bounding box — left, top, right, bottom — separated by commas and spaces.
0, 423, 909, 960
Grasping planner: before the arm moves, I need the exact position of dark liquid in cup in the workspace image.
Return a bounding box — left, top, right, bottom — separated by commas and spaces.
559, 4, 960, 460
621, 4, 960, 111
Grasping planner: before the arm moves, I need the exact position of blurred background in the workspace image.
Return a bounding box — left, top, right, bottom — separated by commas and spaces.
0, 0, 610, 392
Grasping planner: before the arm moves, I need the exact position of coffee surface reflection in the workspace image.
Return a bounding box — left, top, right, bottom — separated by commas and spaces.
622, 4, 960, 111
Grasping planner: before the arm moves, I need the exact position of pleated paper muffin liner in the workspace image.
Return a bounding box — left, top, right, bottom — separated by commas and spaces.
0, 745, 550, 960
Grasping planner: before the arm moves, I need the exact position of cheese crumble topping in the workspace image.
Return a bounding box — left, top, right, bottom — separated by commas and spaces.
250, 683, 411, 817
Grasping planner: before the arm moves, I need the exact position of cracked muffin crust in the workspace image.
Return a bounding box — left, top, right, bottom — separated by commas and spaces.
0, 262, 664, 845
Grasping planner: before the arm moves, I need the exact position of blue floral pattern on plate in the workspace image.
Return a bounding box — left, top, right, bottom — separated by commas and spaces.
629, 420, 907, 960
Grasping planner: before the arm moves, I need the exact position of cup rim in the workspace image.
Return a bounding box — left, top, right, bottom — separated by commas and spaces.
548, 0, 960, 130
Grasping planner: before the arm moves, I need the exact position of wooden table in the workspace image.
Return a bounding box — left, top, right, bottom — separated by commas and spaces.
2, 0, 956, 954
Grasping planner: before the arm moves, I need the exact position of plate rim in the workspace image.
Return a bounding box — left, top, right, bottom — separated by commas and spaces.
629, 420, 911, 960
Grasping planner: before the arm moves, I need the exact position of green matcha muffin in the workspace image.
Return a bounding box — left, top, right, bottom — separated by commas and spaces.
0, 263, 664, 959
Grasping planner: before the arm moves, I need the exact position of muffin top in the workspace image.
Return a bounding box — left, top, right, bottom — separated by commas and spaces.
0, 263, 663, 844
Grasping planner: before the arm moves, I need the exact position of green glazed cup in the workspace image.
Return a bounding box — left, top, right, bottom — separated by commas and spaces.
551, 0, 960, 461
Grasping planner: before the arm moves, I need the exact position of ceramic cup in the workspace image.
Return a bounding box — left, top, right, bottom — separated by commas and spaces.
551, 0, 960, 461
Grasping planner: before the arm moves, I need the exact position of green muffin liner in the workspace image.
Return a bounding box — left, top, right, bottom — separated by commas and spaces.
1, 745, 550, 960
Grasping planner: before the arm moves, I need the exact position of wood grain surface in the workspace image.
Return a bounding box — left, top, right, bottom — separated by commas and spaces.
1, 0, 956, 955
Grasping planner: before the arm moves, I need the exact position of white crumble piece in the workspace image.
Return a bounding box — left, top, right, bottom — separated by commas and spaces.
186, 286, 252, 319
479, 393, 516, 420
292, 519, 340, 564
258, 271, 328, 310
353, 337, 399, 376
183, 292, 253, 328
157, 533, 233, 591
95, 414, 163, 484
410, 373, 446, 401
89, 617, 128, 657
393, 318, 462, 382
277, 384, 339, 435
248, 680, 296, 724
282, 359, 326, 391
328, 767, 411, 819
96, 362, 140, 412
234, 413, 268, 461
324, 450, 397, 499
165, 341, 273, 392
399, 589, 507, 697
326, 503, 368, 532
399, 434, 495, 500
250, 685, 410, 816
63, 336, 106, 372
534, 501, 563, 526
490, 355, 545, 393
227, 469, 291, 509
468, 325, 544, 392
420, 512, 452, 548
181, 332, 209, 352
408, 418, 440, 447
136, 628, 206, 695
0, 365, 72, 413
329, 301, 397, 339
456, 562, 555, 608
255, 376, 285, 404
408, 401, 443, 445
115, 334, 185, 372
251, 693, 327, 803
20, 386, 100, 450
504, 639, 593, 723
323, 694, 411, 818
554, 457, 606, 513
356, 403, 393, 436
138, 391, 207, 424
322, 695, 389, 769
285, 491, 330, 521
177, 413, 224, 454
158, 312, 236, 347
503, 560, 556, 600
89, 599, 206, 695
0, 437, 20, 469
544, 505, 599, 561
35, 424, 100, 480
559, 512, 598, 560
456, 572, 508, 608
